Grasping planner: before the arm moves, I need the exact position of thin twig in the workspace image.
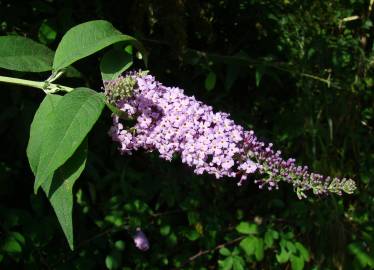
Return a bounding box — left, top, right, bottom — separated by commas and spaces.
150, 209, 184, 218
173, 235, 246, 270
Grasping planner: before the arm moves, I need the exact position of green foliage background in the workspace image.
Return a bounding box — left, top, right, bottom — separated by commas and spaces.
0, 0, 373, 269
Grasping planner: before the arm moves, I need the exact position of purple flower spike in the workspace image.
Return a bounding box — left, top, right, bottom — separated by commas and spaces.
105, 71, 356, 199
133, 228, 150, 251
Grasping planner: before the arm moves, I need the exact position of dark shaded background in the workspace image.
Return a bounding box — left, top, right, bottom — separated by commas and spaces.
0, 0, 373, 269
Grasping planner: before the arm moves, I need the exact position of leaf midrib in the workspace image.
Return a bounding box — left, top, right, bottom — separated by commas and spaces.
37, 93, 97, 185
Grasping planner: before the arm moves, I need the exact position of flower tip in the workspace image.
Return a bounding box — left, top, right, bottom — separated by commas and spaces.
342, 178, 357, 194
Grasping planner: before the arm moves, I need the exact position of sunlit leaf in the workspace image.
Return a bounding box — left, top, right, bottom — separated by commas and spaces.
33, 88, 105, 192
239, 236, 256, 256
53, 20, 145, 71
0, 36, 54, 72
290, 254, 304, 270
236, 222, 258, 235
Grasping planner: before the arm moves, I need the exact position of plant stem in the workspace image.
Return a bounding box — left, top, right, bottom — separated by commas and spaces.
0, 75, 74, 93
0, 75, 44, 90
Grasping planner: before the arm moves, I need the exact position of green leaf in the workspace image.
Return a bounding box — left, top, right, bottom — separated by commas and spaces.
1, 236, 22, 253
348, 242, 374, 267
236, 222, 258, 235
220, 256, 233, 270
53, 20, 144, 71
1, 232, 25, 254
205, 71, 217, 91
105, 255, 114, 270
184, 229, 200, 241
295, 242, 309, 261
105, 252, 121, 270
33, 88, 105, 192
255, 69, 262, 87
9, 232, 25, 246
276, 247, 290, 264
264, 229, 274, 248
290, 255, 305, 270
187, 211, 200, 224
64, 66, 82, 78
254, 238, 264, 261
220, 247, 232, 256
27, 94, 63, 174
240, 236, 263, 260
0, 36, 54, 72
286, 241, 296, 253
232, 247, 241, 256
232, 256, 245, 270
160, 225, 171, 236
100, 47, 133, 80
38, 21, 57, 45
271, 229, 279, 239
239, 236, 256, 256
167, 233, 178, 246
363, 19, 373, 30
124, 45, 133, 54
42, 140, 87, 250
114, 240, 125, 251
27, 94, 88, 250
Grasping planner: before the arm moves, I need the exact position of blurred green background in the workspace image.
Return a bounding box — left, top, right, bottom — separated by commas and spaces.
0, 0, 373, 269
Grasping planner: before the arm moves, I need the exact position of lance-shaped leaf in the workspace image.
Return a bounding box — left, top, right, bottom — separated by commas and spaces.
27, 94, 88, 249
0, 36, 54, 72
42, 140, 87, 250
33, 88, 105, 192
53, 20, 146, 71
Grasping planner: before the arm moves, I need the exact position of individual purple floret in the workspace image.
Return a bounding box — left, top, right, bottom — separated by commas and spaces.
105, 71, 356, 199
133, 228, 150, 251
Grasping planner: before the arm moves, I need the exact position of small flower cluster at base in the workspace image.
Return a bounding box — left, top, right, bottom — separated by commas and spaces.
105, 72, 356, 199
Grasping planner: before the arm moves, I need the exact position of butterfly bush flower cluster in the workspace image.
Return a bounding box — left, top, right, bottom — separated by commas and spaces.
105, 71, 356, 199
